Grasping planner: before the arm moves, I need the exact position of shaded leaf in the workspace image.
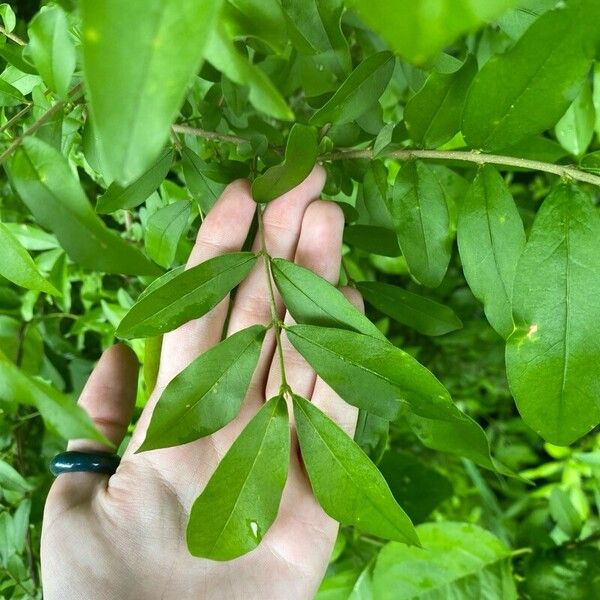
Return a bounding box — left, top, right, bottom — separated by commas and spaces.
181, 146, 226, 214
0, 78, 26, 107
405, 55, 477, 148
457, 166, 525, 339
390, 161, 452, 288
357, 281, 462, 336
310, 51, 395, 126
96, 148, 174, 213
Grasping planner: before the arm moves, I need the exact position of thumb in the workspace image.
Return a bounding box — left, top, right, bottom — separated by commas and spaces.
48, 344, 138, 507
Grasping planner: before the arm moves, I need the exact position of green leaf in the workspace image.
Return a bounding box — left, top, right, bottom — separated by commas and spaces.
555, 82, 596, 157
0, 222, 59, 294
506, 184, 600, 445
549, 488, 582, 538
378, 451, 453, 524
357, 281, 462, 337
271, 257, 384, 339
0, 78, 26, 107
81, 0, 223, 184
24, 5, 75, 98
144, 200, 191, 268
457, 166, 525, 339
406, 409, 506, 474
138, 325, 266, 451
0, 3, 16, 32
7, 137, 160, 276
0, 459, 32, 493
95, 148, 174, 213
187, 395, 290, 560
286, 324, 459, 421
372, 522, 517, 599
0, 353, 109, 444
524, 547, 600, 600
181, 146, 226, 214
310, 51, 395, 126
281, 0, 350, 78
405, 55, 477, 148
580, 150, 600, 174
390, 161, 452, 288
293, 394, 419, 545
462, 1, 600, 152
344, 0, 522, 65
252, 124, 319, 203
117, 252, 257, 339
205, 19, 293, 121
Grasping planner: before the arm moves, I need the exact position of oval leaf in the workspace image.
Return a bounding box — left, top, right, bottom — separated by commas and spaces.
0, 222, 59, 294
390, 161, 452, 288
357, 281, 462, 337
457, 166, 525, 339
272, 257, 384, 339
81, 0, 223, 184
25, 5, 75, 98
372, 522, 516, 599
506, 184, 600, 445
144, 199, 192, 268
96, 148, 174, 213
286, 324, 457, 421
252, 124, 319, 203
462, 1, 599, 151
138, 325, 266, 451
555, 83, 596, 157
7, 137, 160, 276
116, 252, 257, 339
405, 55, 477, 148
310, 51, 395, 126
186, 395, 290, 560
293, 394, 419, 545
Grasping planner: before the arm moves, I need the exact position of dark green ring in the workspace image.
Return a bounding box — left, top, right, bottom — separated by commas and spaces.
50, 451, 121, 476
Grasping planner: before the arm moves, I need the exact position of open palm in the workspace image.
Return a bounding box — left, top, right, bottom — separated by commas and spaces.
41, 167, 361, 600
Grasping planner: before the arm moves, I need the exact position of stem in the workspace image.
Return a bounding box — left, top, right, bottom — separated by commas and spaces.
0, 104, 33, 134
256, 206, 288, 392
176, 126, 600, 187
0, 82, 84, 164
172, 124, 246, 145
319, 148, 600, 187
0, 26, 25, 46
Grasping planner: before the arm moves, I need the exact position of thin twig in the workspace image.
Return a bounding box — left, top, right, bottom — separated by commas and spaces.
172, 123, 246, 145
176, 126, 600, 187
319, 148, 600, 187
0, 25, 25, 46
13, 322, 39, 590
0, 104, 33, 134
257, 206, 288, 393
0, 82, 84, 163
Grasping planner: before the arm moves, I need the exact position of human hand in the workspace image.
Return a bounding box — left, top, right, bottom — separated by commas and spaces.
41, 166, 362, 600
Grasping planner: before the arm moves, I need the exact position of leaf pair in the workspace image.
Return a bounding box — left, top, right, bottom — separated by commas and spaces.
186, 394, 419, 561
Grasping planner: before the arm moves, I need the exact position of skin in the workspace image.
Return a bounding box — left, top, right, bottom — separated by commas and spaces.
41, 166, 361, 600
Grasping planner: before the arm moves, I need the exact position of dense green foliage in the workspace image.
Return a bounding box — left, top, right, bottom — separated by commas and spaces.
1, 0, 600, 597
